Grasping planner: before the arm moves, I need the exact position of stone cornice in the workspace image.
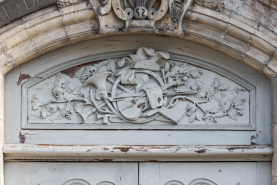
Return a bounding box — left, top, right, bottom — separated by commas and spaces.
0, 2, 276, 79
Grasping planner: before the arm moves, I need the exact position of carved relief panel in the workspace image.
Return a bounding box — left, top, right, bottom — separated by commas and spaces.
22, 47, 254, 130
89, 0, 225, 34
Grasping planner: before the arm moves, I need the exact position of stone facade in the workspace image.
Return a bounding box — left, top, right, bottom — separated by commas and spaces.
0, 0, 277, 184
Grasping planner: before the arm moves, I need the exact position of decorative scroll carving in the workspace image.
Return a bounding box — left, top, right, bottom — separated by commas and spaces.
194, 0, 225, 12
26, 47, 249, 126
62, 179, 91, 185
90, 0, 192, 34
56, 0, 85, 8
188, 178, 217, 185
90, 0, 224, 34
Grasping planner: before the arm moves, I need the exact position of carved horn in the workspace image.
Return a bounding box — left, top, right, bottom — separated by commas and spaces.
83, 72, 112, 100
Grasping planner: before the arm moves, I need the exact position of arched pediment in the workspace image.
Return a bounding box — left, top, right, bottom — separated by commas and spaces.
0, 0, 276, 80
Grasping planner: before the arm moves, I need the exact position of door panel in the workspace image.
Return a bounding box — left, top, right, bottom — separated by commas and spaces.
139, 162, 271, 185
4, 162, 138, 185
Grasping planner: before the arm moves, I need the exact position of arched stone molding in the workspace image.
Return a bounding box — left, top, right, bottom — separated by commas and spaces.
0, 1, 277, 185
0, 1, 276, 79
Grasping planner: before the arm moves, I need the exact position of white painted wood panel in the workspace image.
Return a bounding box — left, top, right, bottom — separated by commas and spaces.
4, 162, 138, 185
18, 130, 256, 145
4, 35, 271, 145
139, 162, 271, 185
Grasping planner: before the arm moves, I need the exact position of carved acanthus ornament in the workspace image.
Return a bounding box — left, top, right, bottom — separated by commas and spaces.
90, 0, 224, 35
55, 0, 225, 33
27, 47, 249, 126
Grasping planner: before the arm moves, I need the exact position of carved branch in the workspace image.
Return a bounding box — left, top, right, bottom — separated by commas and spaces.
28, 47, 249, 126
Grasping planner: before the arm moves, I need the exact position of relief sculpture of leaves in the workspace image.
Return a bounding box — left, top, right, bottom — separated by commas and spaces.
27, 47, 250, 126
218, 84, 230, 91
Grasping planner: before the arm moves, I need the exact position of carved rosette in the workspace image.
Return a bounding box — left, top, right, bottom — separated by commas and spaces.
26, 47, 249, 127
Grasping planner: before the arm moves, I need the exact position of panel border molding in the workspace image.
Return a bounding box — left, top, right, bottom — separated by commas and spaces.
3, 144, 273, 162
21, 51, 256, 131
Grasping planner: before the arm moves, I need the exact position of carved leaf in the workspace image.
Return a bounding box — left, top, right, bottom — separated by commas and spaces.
179, 63, 190, 74
190, 81, 203, 91
164, 63, 170, 73
236, 87, 247, 92
129, 54, 140, 62
188, 113, 196, 123
46, 104, 57, 114
212, 78, 219, 88
218, 84, 230, 91
234, 99, 246, 110
190, 70, 203, 78
143, 47, 156, 56
170, 0, 182, 21
228, 109, 238, 120
195, 108, 203, 121
157, 51, 170, 60
187, 106, 196, 116
115, 67, 127, 77
209, 107, 220, 114
202, 113, 210, 120
235, 99, 245, 106
74, 103, 85, 113
117, 58, 126, 67
194, 91, 206, 98
107, 61, 116, 73
213, 92, 224, 102
31, 94, 44, 110
223, 100, 232, 111
40, 108, 53, 119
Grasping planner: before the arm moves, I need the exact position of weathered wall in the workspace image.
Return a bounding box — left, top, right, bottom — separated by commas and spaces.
0, 0, 277, 185
224, 0, 277, 34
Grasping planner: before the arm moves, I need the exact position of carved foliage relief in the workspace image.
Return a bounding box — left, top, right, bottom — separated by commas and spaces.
26, 47, 249, 127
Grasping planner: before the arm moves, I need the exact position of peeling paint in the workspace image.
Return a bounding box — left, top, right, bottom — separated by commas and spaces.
113, 147, 133, 153
17, 74, 31, 85
19, 132, 26, 144
195, 149, 206, 153
60, 61, 101, 78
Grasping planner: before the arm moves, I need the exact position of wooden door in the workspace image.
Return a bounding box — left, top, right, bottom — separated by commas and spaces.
5, 162, 138, 185
5, 162, 271, 185
139, 162, 271, 185
4, 37, 273, 185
